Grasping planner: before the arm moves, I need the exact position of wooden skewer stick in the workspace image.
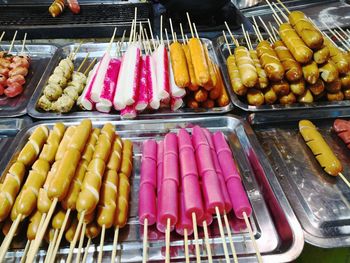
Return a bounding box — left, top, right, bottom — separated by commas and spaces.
258, 17, 276, 43
334, 23, 350, 38
215, 207, 230, 263
0, 32, 5, 43
265, 0, 283, 25
82, 238, 92, 263
183, 228, 190, 263
44, 228, 59, 263
334, 29, 350, 50
165, 218, 171, 263
202, 220, 213, 263
272, 2, 288, 22
223, 213, 239, 263
252, 25, 263, 42
26, 198, 58, 263
241, 24, 251, 49
322, 22, 350, 51
83, 57, 97, 76
20, 241, 31, 263
276, 0, 291, 14
179, 23, 186, 43
110, 227, 120, 263
333, 30, 350, 51
77, 52, 90, 73
70, 41, 83, 60
75, 222, 87, 263
269, 21, 278, 41
97, 225, 106, 263
252, 16, 264, 41
128, 19, 135, 46
8, 30, 17, 54
272, 14, 282, 27
142, 218, 148, 263
224, 21, 239, 47
160, 15, 163, 44
147, 18, 156, 51
193, 23, 200, 39
116, 30, 126, 57
191, 212, 201, 263
339, 173, 350, 188
50, 209, 72, 263
169, 18, 176, 42
243, 212, 263, 263
133, 9, 137, 44
66, 210, 86, 263
0, 214, 23, 262
186, 12, 195, 39
222, 31, 233, 56
20, 33, 27, 55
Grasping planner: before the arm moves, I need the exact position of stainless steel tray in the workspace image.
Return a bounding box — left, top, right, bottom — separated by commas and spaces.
255, 118, 350, 248
1, 116, 303, 262
0, 44, 57, 117
214, 34, 350, 112
27, 40, 233, 120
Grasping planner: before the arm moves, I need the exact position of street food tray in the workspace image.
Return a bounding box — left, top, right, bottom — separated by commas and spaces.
214, 34, 350, 113
255, 118, 350, 248
0, 43, 57, 117
27, 39, 233, 120
0, 116, 303, 262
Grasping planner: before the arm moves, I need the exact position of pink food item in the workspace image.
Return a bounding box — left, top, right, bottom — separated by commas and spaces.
139, 140, 158, 226
168, 53, 186, 98
90, 53, 111, 103
192, 126, 225, 214
157, 141, 164, 196
159, 133, 179, 227
153, 44, 170, 100
135, 56, 149, 111
213, 131, 252, 219
120, 103, 137, 119
67, 0, 80, 14
146, 54, 160, 110
78, 61, 100, 110
96, 58, 121, 113
171, 97, 183, 111
176, 191, 194, 236
197, 193, 213, 227
202, 128, 232, 213
177, 129, 204, 220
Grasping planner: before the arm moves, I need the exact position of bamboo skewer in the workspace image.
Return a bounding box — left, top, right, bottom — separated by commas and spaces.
77, 52, 90, 73
8, 31, 17, 54
75, 222, 87, 263
20, 33, 27, 55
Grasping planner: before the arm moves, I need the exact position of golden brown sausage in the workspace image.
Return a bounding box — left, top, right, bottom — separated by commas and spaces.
234, 46, 258, 88
302, 61, 319, 85
194, 89, 208, 102
182, 44, 199, 91
208, 63, 223, 100
86, 221, 101, 239
69, 120, 93, 153
52, 208, 71, 230
0, 162, 26, 222
82, 128, 100, 162
49, 0, 65, 18
288, 11, 324, 49
169, 42, 190, 88
308, 79, 325, 96
313, 45, 330, 64
279, 92, 297, 105
324, 38, 349, 74
114, 173, 130, 228
273, 40, 303, 82
341, 73, 350, 90
299, 119, 342, 176
107, 136, 123, 172
327, 91, 344, 101
326, 79, 342, 93
188, 38, 210, 87
264, 88, 277, 104
319, 60, 339, 83
65, 217, 78, 242
279, 23, 313, 64
249, 50, 269, 89
55, 126, 76, 161
271, 79, 290, 96
18, 126, 49, 167
290, 79, 306, 96
120, 140, 133, 177
256, 40, 284, 82
203, 45, 216, 90
216, 72, 230, 107
226, 55, 248, 96
298, 89, 314, 103
27, 210, 42, 240
39, 123, 65, 164
247, 89, 264, 106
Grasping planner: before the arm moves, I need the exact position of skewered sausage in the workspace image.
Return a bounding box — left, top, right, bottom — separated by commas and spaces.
182, 44, 199, 91
114, 173, 130, 228
216, 75, 230, 107
302, 61, 319, 85
203, 46, 217, 90
279, 23, 313, 64
9, 67, 28, 77
273, 40, 302, 82
256, 40, 284, 82
324, 38, 349, 74
234, 46, 258, 87
120, 140, 133, 178
271, 79, 290, 96
313, 45, 330, 64
49, 0, 65, 17
226, 55, 247, 96
209, 64, 223, 100
107, 136, 122, 171
290, 79, 306, 96
288, 11, 324, 49
188, 38, 210, 87
299, 119, 342, 176
4, 84, 23, 98
247, 89, 264, 106
27, 210, 42, 240
319, 60, 339, 83
170, 42, 190, 88
67, 0, 80, 14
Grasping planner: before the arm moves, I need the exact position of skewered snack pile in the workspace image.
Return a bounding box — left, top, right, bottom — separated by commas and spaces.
0, 120, 134, 263
49, 0, 80, 17
224, 6, 350, 106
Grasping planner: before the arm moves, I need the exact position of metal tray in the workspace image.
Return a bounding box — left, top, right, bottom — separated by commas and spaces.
0, 44, 57, 117
214, 34, 350, 113
255, 118, 350, 248
27, 39, 233, 120
1, 116, 303, 262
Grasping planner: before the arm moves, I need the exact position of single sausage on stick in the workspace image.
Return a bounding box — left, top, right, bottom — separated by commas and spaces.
114, 172, 130, 228
169, 42, 190, 88
302, 61, 319, 85
234, 46, 258, 88
226, 54, 248, 96
249, 49, 269, 89
313, 45, 330, 64
182, 44, 199, 91
256, 40, 284, 82
288, 11, 324, 49
203, 45, 217, 90
216, 75, 230, 107
188, 38, 210, 87
49, 0, 65, 17
120, 139, 133, 178
273, 40, 303, 82
319, 60, 339, 83
27, 210, 43, 241
324, 38, 349, 74
299, 119, 342, 176
279, 23, 313, 64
